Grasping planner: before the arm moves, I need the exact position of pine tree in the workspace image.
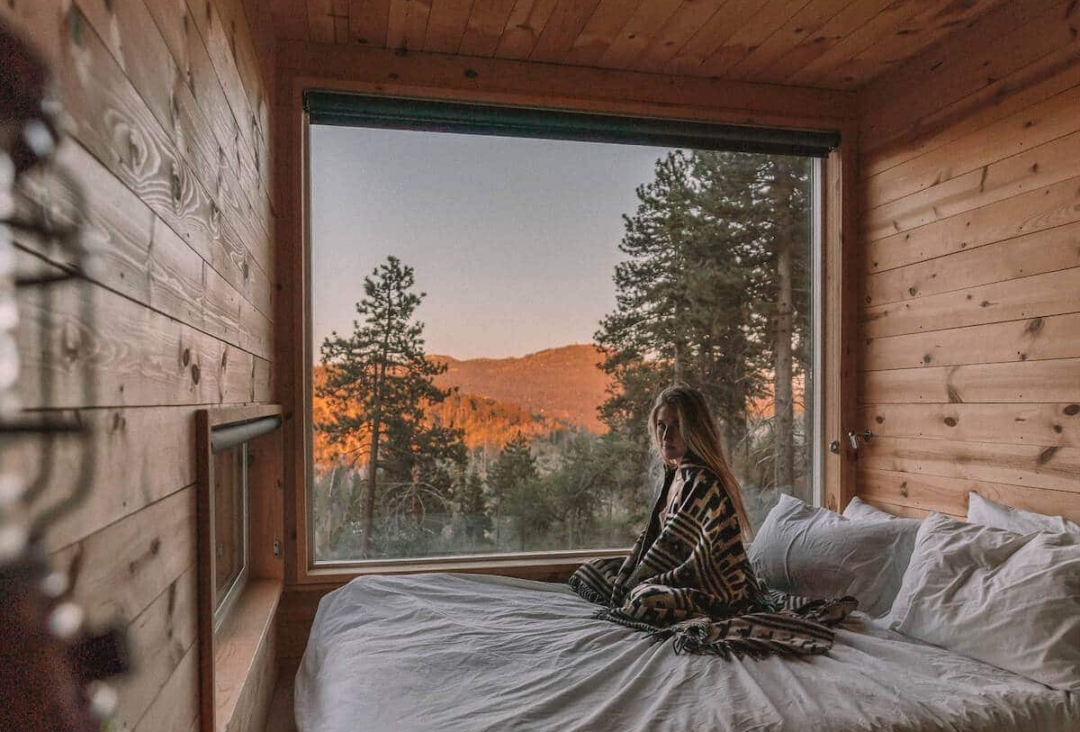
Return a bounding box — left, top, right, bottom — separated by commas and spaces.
487, 432, 540, 549
595, 151, 699, 445
316, 256, 459, 558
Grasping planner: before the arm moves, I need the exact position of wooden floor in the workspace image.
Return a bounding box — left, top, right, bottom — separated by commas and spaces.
265, 661, 299, 732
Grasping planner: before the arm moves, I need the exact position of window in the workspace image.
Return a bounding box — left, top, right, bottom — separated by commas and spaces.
306, 94, 830, 565
212, 442, 248, 624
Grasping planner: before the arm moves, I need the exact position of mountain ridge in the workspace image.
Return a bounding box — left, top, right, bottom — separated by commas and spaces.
430, 343, 610, 434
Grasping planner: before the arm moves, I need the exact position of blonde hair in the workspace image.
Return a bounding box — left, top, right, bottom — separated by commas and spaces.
649, 384, 754, 542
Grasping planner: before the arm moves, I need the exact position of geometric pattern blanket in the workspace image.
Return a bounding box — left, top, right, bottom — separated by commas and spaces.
569, 461, 857, 659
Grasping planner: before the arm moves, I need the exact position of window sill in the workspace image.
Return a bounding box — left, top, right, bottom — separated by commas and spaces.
301, 549, 629, 585
213, 579, 283, 732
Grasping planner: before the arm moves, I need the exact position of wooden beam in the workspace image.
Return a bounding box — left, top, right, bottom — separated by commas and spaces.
275, 39, 858, 128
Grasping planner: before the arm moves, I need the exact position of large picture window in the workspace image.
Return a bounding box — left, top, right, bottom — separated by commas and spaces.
307, 96, 827, 564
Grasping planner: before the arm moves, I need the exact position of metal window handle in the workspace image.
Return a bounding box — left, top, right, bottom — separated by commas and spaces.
846, 430, 873, 451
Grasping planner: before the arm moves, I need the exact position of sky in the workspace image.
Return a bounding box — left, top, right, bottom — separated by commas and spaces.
309, 125, 673, 360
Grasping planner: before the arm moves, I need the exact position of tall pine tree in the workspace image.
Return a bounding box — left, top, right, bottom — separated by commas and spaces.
316, 256, 459, 557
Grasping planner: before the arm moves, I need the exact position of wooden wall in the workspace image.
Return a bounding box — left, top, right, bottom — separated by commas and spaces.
855, 0, 1080, 524
0, 1, 275, 731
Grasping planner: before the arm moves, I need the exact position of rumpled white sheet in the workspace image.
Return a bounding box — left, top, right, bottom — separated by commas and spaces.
294, 573, 1080, 732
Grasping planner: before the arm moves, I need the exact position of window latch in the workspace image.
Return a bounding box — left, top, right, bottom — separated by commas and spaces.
846, 430, 873, 451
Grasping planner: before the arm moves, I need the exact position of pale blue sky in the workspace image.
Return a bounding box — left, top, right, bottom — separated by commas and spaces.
310, 124, 673, 360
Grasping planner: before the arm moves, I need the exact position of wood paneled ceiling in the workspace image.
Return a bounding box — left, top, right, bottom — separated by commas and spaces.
268, 0, 1013, 90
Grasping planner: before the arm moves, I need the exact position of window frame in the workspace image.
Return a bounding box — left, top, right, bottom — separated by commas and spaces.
277, 64, 859, 587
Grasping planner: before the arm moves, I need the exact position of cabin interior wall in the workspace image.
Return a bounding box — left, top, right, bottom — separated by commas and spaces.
0, 1, 277, 731
854, 0, 1080, 524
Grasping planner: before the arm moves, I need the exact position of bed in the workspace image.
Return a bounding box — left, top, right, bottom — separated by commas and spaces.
294, 572, 1080, 732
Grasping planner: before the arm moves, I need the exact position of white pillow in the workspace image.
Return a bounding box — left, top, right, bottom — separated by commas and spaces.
967, 491, 1080, 538
886, 513, 1080, 692
748, 494, 920, 617
844, 496, 920, 523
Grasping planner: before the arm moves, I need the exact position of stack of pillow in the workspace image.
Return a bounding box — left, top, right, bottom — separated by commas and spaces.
748, 492, 1080, 692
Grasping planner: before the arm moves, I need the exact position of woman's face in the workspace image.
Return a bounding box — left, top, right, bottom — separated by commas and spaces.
655, 404, 687, 463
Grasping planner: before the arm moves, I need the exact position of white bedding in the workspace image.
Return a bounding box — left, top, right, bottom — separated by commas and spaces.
295, 573, 1080, 732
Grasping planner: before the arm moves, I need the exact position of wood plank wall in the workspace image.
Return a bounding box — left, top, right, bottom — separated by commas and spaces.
0, 2, 276, 731
855, 0, 1080, 524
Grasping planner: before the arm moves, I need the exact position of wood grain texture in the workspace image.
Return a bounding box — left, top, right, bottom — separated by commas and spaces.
213, 581, 281, 732
858, 467, 1080, 524
632, 0, 730, 73
458, 0, 518, 57
859, 435, 1080, 495
864, 173, 1080, 275
723, 0, 851, 81
701, 0, 812, 77
495, 0, 562, 60
860, 0, 1076, 153
276, 40, 859, 126
665, 0, 768, 74
821, 0, 1016, 91
114, 566, 199, 732
5, 406, 196, 552
51, 487, 196, 627
17, 273, 271, 409
1, 5, 276, 732
386, 0, 433, 51
263, 659, 299, 732
594, 0, 683, 71
863, 313, 1080, 371
857, 402, 1080, 447
859, 266, 1080, 340
422, 0, 473, 53
865, 80, 1080, 211
859, 359, 1080, 405
856, 8, 1080, 529
134, 642, 200, 732
786, 0, 942, 87
862, 220, 1080, 307
753, 0, 895, 85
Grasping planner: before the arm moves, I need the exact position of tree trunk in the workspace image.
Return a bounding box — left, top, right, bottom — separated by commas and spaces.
775, 218, 795, 495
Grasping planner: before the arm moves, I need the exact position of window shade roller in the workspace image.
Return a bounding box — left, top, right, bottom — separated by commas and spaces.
211, 416, 282, 454
303, 91, 840, 158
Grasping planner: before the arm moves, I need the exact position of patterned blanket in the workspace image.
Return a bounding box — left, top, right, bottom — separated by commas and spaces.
569, 461, 857, 658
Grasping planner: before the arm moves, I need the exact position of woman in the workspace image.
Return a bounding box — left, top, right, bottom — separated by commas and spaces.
569, 384, 855, 658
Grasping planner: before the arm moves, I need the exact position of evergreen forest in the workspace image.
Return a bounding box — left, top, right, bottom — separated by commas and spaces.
312, 150, 814, 561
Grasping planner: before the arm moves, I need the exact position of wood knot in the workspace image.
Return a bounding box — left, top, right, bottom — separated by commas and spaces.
943, 416, 957, 427
875, 415, 884, 424
1037, 446, 1059, 465
1063, 404, 1080, 416
1054, 424, 1063, 433
900, 482, 908, 497
150, 538, 161, 555
182, 348, 191, 366
464, 69, 478, 79
191, 363, 201, 384
170, 162, 182, 204
908, 286, 918, 296
923, 354, 932, 364
1026, 316, 1044, 334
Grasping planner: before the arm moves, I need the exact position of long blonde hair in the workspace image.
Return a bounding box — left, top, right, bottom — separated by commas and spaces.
649, 384, 754, 542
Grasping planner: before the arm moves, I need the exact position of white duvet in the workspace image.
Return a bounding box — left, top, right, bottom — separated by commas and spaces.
294, 573, 1080, 732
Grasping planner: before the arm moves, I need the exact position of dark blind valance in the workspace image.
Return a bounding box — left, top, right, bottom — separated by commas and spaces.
303, 91, 840, 158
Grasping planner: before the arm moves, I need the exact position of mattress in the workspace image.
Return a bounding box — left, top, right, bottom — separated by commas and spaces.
294, 573, 1080, 732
